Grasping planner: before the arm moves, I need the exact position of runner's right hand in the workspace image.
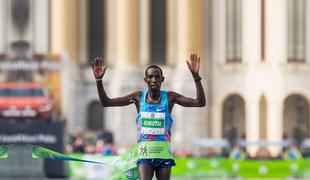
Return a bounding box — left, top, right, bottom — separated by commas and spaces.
91, 57, 107, 79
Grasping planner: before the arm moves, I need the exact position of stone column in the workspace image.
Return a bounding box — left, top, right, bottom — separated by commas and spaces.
246, 98, 259, 156
267, 97, 283, 157
50, 0, 64, 54
32, 0, 49, 54
243, 0, 261, 63
210, 0, 223, 140
78, 0, 88, 65
0, 0, 8, 54
115, 0, 139, 67
139, 0, 150, 66
212, 100, 223, 139
51, 0, 81, 131
265, 0, 286, 64
212, 0, 225, 64
51, 0, 78, 64
172, 0, 205, 148
306, 0, 310, 63
265, 0, 285, 156
106, 0, 116, 66
176, 0, 203, 65
107, 0, 142, 146
166, 0, 177, 66
0, 0, 7, 82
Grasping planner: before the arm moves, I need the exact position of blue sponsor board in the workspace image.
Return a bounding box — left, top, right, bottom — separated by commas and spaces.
0, 120, 65, 178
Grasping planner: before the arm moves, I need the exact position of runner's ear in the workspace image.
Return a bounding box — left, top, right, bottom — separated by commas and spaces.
161, 76, 165, 83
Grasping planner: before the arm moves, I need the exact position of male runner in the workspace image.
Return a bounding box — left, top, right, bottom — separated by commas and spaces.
92, 53, 206, 180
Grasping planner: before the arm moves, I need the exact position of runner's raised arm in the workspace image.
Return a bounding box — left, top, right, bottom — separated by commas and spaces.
168, 53, 206, 109
91, 57, 140, 108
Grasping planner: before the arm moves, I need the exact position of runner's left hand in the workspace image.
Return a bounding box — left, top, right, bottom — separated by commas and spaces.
186, 53, 200, 77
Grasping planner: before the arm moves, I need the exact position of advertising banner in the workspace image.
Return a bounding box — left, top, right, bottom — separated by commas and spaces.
0, 121, 66, 178
0, 54, 62, 120
66, 156, 310, 179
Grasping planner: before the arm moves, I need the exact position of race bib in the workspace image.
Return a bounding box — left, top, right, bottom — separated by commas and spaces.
140, 112, 165, 135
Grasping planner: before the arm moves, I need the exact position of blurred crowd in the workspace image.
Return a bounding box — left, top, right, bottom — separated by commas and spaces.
193, 142, 310, 161
173, 140, 310, 160
66, 129, 119, 156
65, 129, 195, 157
65, 130, 310, 160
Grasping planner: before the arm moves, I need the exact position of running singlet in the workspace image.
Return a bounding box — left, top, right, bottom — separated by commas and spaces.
136, 91, 173, 143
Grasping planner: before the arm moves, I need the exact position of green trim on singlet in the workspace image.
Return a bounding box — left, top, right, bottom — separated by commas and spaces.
138, 141, 173, 159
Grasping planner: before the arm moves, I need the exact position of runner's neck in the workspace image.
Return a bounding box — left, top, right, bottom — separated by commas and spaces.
147, 91, 161, 103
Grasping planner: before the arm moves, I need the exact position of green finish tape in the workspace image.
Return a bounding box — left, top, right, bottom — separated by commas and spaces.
0, 145, 13, 158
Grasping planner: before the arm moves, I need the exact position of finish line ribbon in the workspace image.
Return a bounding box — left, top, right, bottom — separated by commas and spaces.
29, 144, 140, 180
0, 145, 13, 158
29, 144, 104, 164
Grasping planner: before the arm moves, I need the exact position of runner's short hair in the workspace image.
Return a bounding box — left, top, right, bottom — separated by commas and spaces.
145, 65, 163, 77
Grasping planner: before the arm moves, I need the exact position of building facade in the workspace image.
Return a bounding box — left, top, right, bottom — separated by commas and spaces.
0, 0, 309, 155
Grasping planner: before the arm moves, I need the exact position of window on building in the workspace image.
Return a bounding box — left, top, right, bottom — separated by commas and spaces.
151, 0, 166, 65
283, 95, 309, 146
87, 101, 104, 130
226, 0, 242, 63
88, 0, 104, 63
287, 0, 306, 62
261, 0, 265, 61
222, 94, 245, 146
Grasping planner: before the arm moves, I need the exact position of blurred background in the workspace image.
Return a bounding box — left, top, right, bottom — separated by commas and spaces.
0, 0, 310, 179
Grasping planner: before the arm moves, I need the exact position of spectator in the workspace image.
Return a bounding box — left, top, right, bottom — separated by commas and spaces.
66, 143, 73, 154
229, 145, 245, 161
95, 139, 105, 154
98, 130, 114, 144
73, 136, 85, 153
284, 145, 302, 160
84, 143, 96, 154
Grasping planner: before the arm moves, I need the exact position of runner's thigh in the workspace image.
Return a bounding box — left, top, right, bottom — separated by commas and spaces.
138, 164, 154, 180
155, 167, 171, 180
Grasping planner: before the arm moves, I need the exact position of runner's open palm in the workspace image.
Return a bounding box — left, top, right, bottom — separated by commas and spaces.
186, 53, 200, 76
91, 57, 107, 79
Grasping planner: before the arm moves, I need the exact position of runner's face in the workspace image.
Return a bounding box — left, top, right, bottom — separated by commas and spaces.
144, 68, 164, 91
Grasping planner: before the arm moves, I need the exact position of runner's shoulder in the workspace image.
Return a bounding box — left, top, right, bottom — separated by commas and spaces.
167, 91, 180, 102
167, 91, 181, 97
131, 91, 142, 103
